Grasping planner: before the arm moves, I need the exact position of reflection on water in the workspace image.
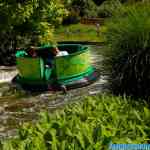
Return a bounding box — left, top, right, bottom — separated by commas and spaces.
0, 45, 109, 139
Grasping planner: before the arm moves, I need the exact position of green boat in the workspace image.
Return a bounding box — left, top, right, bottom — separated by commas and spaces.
12, 44, 99, 91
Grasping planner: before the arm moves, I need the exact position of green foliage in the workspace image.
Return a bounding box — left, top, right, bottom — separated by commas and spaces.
81, 0, 99, 17
1, 94, 150, 149
0, 0, 36, 30
97, 0, 122, 17
104, 2, 150, 98
0, 0, 67, 65
16, 0, 67, 45
62, 0, 99, 25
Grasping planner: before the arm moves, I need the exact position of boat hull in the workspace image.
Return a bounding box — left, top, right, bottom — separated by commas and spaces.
12, 68, 99, 92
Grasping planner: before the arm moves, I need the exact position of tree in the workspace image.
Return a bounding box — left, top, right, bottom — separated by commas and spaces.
63, 0, 99, 18
97, 0, 122, 17
0, 0, 67, 65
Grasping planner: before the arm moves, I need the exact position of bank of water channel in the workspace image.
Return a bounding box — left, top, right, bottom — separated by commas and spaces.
0, 45, 109, 139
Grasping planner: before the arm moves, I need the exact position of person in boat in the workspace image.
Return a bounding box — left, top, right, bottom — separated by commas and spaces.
27, 46, 38, 57
46, 46, 69, 67
52, 46, 69, 57
49, 46, 68, 93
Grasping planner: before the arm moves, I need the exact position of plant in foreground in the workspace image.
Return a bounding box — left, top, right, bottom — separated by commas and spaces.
1, 94, 150, 149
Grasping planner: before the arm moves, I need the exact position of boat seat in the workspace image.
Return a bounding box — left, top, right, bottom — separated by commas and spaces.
16, 57, 45, 80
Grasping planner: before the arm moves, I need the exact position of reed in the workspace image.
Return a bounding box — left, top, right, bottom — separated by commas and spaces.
104, 2, 150, 98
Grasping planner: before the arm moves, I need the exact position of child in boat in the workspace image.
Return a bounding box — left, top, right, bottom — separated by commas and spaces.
27, 46, 38, 57
52, 46, 69, 57
46, 46, 69, 67
48, 46, 68, 93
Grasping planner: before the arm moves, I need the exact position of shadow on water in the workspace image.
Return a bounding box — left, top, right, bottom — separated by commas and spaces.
0, 45, 109, 139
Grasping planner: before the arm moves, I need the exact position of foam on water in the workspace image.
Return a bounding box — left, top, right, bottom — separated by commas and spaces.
0, 67, 17, 83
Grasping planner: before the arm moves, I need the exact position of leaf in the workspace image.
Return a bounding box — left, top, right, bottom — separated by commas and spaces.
65, 127, 73, 137
75, 132, 85, 149
143, 107, 150, 119
93, 125, 102, 142
60, 140, 66, 150
137, 125, 146, 137
133, 109, 143, 122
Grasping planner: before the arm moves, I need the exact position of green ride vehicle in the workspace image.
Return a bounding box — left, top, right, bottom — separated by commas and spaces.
12, 44, 99, 92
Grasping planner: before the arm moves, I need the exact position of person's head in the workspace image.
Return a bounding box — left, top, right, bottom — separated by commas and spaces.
28, 46, 37, 57
52, 47, 59, 56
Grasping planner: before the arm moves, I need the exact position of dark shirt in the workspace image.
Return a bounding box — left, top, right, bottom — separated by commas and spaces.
37, 49, 54, 67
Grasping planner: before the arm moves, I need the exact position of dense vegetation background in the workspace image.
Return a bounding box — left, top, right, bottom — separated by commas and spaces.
0, 0, 67, 65
104, 1, 150, 98
0, 0, 144, 65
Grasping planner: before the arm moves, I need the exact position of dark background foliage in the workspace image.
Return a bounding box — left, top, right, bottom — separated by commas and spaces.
104, 2, 150, 99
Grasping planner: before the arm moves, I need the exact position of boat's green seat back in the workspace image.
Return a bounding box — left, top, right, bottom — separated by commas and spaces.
16, 57, 44, 80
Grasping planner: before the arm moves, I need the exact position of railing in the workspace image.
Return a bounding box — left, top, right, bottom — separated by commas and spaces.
80, 18, 105, 25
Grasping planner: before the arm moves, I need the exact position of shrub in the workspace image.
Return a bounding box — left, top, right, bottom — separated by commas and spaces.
1, 95, 150, 149
104, 2, 150, 98
0, 0, 67, 65
97, 0, 121, 18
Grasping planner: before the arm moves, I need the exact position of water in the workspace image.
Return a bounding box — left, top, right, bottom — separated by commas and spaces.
0, 45, 108, 139
0, 66, 17, 83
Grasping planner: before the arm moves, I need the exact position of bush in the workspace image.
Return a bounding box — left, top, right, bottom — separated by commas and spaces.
97, 0, 121, 18
104, 2, 150, 98
0, 0, 67, 65
1, 95, 150, 149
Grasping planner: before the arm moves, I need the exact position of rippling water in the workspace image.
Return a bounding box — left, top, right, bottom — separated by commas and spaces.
0, 45, 108, 139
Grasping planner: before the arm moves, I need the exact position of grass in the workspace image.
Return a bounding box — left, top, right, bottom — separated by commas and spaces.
1, 94, 150, 149
54, 24, 106, 42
